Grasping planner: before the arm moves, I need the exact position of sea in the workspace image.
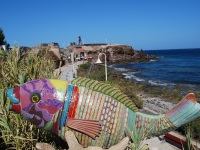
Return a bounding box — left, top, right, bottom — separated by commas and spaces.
111, 48, 200, 90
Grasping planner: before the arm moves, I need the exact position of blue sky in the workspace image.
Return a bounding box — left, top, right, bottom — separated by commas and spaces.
1, 0, 200, 49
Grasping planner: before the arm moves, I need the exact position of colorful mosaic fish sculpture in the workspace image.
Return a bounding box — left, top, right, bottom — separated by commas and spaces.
6, 77, 200, 148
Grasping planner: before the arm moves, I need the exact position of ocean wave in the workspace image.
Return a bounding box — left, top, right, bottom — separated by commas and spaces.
150, 59, 157, 62
122, 72, 145, 82
148, 80, 175, 86
113, 67, 129, 72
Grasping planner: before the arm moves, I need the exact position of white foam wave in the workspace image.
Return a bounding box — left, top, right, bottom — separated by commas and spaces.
150, 59, 157, 62
113, 67, 129, 72
148, 80, 175, 86
122, 72, 145, 82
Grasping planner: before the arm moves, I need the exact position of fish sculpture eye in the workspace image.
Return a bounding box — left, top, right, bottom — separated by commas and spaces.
31, 93, 41, 103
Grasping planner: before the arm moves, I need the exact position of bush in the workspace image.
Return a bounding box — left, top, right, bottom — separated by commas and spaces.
0, 47, 59, 149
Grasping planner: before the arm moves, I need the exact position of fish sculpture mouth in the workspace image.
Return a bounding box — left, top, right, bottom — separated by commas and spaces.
7, 87, 20, 104
7, 87, 22, 113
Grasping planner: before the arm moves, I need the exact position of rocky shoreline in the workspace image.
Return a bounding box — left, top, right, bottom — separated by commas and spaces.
109, 66, 176, 114
138, 92, 175, 114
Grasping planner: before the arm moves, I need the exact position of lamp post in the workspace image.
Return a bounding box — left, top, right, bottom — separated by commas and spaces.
95, 53, 107, 81
71, 52, 76, 79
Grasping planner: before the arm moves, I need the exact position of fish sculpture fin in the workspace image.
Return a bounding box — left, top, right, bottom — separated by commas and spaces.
67, 119, 101, 139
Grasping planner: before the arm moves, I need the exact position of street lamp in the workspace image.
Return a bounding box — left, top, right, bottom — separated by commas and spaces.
95, 53, 107, 81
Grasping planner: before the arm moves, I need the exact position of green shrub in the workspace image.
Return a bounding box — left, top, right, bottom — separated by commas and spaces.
0, 47, 58, 150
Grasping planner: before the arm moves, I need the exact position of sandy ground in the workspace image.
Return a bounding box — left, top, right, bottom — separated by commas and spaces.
143, 137, 180, 150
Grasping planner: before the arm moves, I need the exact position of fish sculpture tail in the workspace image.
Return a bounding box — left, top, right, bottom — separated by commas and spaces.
129, 93, 200, 137
166, 93, 200, 128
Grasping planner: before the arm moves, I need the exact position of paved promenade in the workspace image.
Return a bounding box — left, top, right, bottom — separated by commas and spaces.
55, 61, 85, 81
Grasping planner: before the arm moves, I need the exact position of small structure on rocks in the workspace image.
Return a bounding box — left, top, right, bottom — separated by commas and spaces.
65, 42, 154, 63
